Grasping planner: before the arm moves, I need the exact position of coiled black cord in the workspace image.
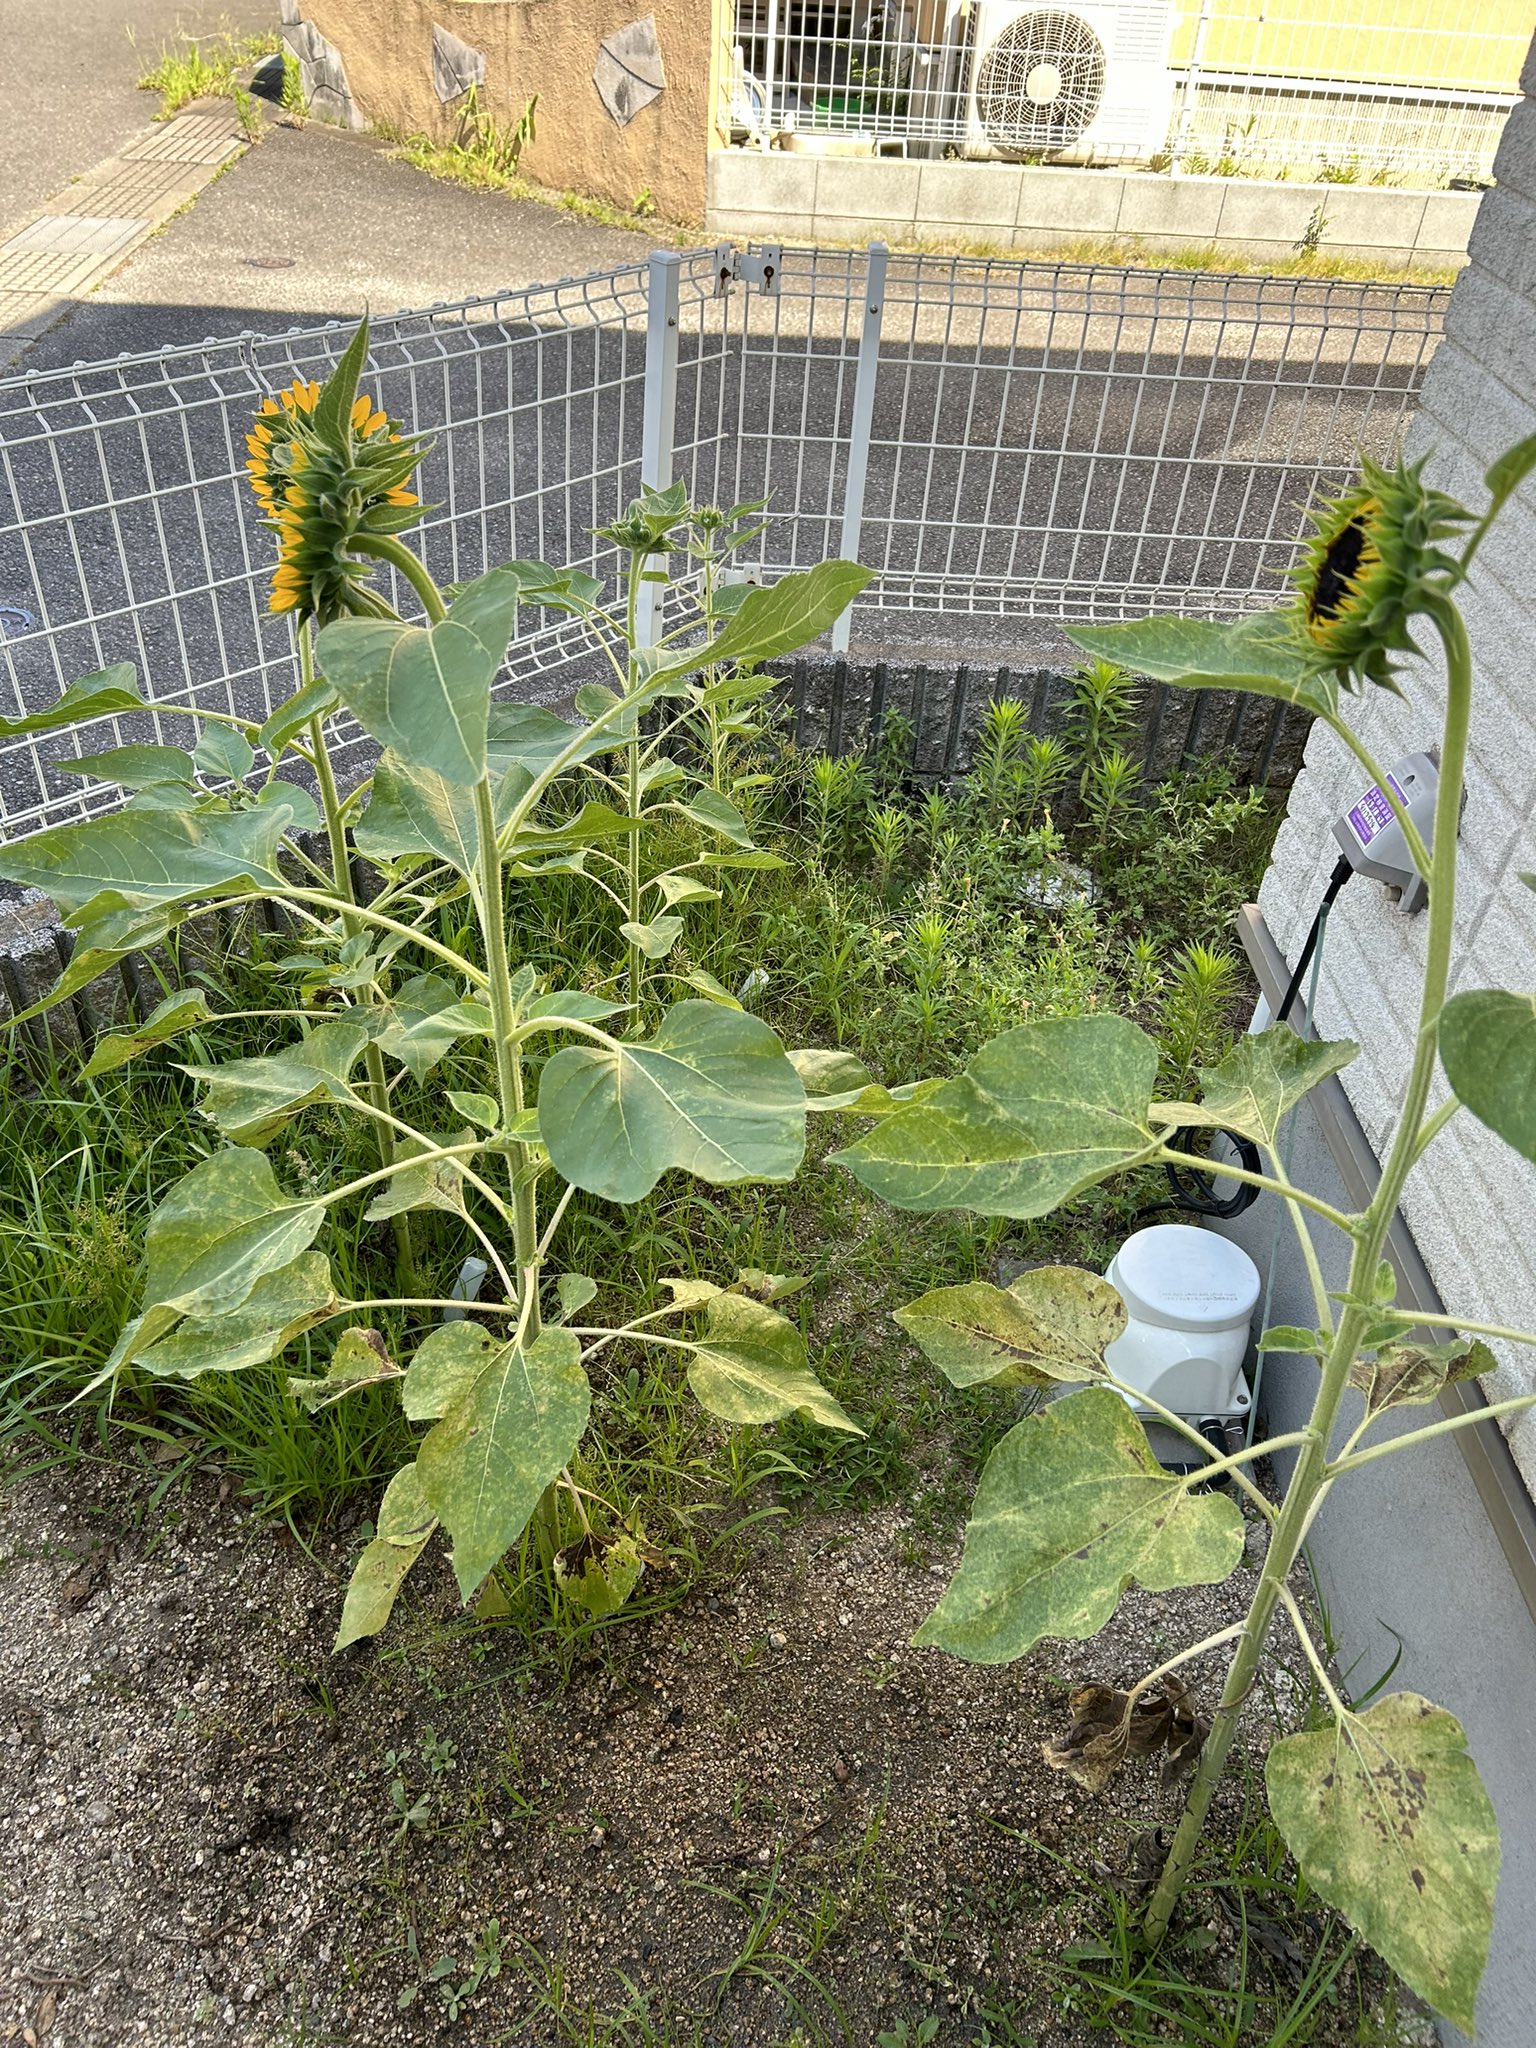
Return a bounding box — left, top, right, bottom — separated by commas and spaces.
1143, 851, 1356, 1222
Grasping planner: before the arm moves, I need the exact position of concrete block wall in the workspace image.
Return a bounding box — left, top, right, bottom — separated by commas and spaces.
1256, 51, 1536, 1490
707, 152, 1480, 271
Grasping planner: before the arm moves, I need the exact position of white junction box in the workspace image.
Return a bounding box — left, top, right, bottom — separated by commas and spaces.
1103, 1223, 1260, 1457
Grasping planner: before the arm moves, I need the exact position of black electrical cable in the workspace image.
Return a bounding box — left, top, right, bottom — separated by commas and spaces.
1139, 851, 1357, 1224
1273, 850, 1355, 1029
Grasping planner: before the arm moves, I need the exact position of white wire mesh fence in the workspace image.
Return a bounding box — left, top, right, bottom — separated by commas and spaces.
0, 242, 1446, 839
718, 0, 1523, 185
668, 246, 1445, 621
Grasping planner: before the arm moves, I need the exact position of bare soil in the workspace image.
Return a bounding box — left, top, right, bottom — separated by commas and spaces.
0, 1453, 1427, 2048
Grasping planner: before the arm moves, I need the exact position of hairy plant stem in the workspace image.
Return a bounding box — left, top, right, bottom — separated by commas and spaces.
471, 777, 539, 1338
1144, 601, 1473, 1946
624, 551, 645, 1016
472, 769, 560, 1561
300, 622, 415, 1290
352, 530, 448, 624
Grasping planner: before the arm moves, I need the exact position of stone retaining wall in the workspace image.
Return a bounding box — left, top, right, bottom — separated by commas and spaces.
708, 152, 1481, 272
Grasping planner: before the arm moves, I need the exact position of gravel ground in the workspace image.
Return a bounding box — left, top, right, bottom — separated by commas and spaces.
0, 1441, 1432, 2047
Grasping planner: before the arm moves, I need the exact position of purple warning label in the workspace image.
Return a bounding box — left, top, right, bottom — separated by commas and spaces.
1345, 772, 1407, 849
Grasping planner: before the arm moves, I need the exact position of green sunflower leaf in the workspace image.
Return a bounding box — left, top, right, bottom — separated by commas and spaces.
0, 662, 144, 738
82, 990, 215, 1077
1066, 614, 1335, 717
372, 974, 491, 1081
687, 1292, 858, 1432
1439, 990, 1536, 1164
183, 1017, 372, 1145
131, 1250, 337, 1378
288, 1326, 403, 1411
316, 613, 493, 786
1180, 1026, 1359, 1148
59, 745, 196, 790
139, 1148, 327, 1327
416, 1327, 591, 1600
538, 999, 806, 1203
1266, 1695, 1498, 2033
895, 1265, 1126, 1390
334, 1463, 438, 1651
403, 1321, 499, 1422
832, 1014, 1162, 1218
914, 1387, 1245, 1663
0, 804, 290, 918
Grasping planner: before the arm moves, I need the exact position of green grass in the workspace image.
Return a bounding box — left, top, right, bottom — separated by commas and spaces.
809, 228, 1460, 288
995, 1758, 1422, 2047
134, 25, 281, 120
388, 128, 682, 242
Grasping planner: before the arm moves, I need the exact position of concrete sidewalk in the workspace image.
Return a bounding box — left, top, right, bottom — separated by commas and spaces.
14, 121, 655, 374
0, 0, 273, 242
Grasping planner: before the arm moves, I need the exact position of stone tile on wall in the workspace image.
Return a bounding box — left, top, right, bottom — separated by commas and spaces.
1473, 98, 1536, 207
1014, 167, 1122, 233
914, 161, 1022, 229
1213, 181, 1326, 244
708, 150, 818, 218
284, 17, 363, 130
1114, 174, 1223, 240
1317, 187, 1429, 252
809, 159, 919, 227
1464, 190, 1536, 306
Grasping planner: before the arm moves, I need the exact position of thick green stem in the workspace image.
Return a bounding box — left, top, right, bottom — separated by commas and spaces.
351, 531, 448, 624
624, 553, 645, 1015
300, 622, 415, 1290
473, 776, 541, 1345
1145, 599, 1474, 1946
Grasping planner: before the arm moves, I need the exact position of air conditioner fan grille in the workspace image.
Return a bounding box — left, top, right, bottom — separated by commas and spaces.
975, 9, 1108, 150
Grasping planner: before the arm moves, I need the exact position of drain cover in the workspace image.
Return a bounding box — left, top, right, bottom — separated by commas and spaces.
244, 255, 297, 269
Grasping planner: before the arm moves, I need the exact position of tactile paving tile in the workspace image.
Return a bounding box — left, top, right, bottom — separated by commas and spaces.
0, 290, 58, 334
45, 157, 205, 220
122, 112, 244, 165
0, 217, 145, 296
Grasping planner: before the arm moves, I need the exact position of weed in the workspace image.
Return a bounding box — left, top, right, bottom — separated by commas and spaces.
135, 27, 280, 119
1294, 205, 1330, 258
876, 2022, 940, 2048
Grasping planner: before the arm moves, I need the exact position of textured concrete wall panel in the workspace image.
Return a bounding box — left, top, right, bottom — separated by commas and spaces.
706, 155, 1481, 266
1256, 80, 1536, 1489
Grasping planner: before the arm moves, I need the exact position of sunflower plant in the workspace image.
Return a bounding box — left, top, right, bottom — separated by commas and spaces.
822, 436, 1536, 2034
0, 320, 874, 1635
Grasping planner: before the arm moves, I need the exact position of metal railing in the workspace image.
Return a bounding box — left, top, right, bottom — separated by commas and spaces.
718, 0, 1523, 185
0, 242, 1447, 838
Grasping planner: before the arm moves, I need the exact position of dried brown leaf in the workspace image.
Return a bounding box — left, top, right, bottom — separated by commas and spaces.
1041, 1675, 1210, 1794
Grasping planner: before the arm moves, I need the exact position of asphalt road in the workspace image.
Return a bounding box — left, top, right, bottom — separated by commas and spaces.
0, 0, 275, 241
15, 121, 653, 368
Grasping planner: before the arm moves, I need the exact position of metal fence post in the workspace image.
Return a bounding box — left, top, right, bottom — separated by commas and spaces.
1170, 0, 1213, 172
832, 242, 887, 657
639, 249, 682, 647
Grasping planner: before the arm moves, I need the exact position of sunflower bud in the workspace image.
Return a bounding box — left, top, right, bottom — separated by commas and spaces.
1292, 454, 1469, 689
245, 358, 432, 626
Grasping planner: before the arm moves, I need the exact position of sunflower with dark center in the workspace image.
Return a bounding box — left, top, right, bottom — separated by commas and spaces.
1292, 453, 1469, 689
245, 374, 431, 624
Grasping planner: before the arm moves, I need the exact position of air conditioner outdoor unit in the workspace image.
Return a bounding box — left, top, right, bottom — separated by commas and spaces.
963, 2, 1176, 162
